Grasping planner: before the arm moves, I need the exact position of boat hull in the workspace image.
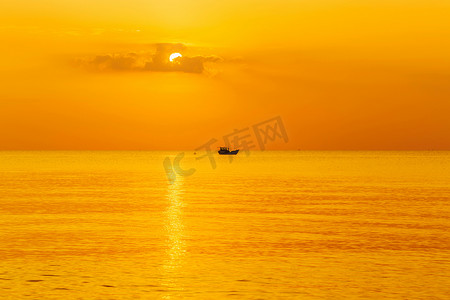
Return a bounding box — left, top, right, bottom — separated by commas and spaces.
218, 149, 239, 155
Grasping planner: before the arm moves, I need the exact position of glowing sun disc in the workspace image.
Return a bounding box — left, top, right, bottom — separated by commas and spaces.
169, 53, 182, 62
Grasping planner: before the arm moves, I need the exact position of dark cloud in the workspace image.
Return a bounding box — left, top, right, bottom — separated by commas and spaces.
145, 54, 222, 73
74, 43, 222, 74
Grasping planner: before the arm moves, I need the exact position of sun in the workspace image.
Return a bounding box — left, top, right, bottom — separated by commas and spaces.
169, 53, 182, 62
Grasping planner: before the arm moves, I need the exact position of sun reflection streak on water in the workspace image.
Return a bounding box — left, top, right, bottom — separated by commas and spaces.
161, 176, 186, 297
0, 151, 449, 299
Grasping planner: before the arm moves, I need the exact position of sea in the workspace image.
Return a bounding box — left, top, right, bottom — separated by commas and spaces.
0, 151, 449, 299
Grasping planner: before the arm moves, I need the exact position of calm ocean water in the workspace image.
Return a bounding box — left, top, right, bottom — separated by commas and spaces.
0, 151, 449, 299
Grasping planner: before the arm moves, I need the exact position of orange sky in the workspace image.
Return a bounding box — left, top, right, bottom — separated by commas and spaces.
1, 0, 449, 150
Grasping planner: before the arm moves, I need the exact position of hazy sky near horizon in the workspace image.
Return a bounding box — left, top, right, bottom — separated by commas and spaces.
1, 0, 449, 150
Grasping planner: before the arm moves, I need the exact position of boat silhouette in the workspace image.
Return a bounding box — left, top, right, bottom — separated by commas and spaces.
218, 147, 239, 155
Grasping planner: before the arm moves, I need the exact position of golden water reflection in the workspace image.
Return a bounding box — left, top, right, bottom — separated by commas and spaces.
161, 176, 186, 297
0, 151, 449, 299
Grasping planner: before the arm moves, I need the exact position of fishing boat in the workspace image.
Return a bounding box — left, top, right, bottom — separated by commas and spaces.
218, 147, 239, 155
